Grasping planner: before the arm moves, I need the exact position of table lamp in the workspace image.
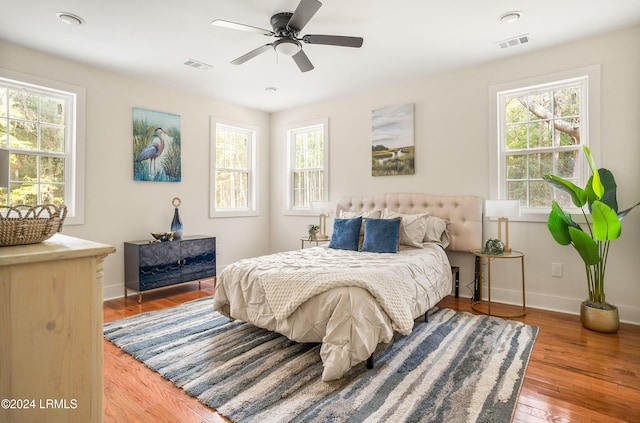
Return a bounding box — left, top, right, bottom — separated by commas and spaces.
311, 201, 336, 240
485, 200, 520, 252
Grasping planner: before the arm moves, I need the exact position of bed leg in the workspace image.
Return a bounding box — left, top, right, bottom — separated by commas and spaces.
424, 311, 429, 323
367, 354, 374, 369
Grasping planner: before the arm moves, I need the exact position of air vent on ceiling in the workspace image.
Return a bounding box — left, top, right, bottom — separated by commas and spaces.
496, 34, 530, 49
183, 59, 213, 70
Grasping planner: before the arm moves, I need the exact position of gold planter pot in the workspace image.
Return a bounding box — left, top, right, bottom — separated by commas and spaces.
580, 301, 619, 333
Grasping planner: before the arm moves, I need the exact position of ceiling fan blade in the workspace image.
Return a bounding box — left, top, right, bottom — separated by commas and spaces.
287, 0, 322, 32
292, 49, 314, 72
302, 34, 363, 48
231, 44, 273, 65
211, 19, 274, 37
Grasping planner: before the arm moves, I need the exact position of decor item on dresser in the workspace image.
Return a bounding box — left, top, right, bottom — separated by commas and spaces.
371, 104, 415, 176
214, 193, 483, 381
124, 235, 216, 303
0, 204, 67, 246
105, 296, 538, 423
543, 146, 639, 333
133, 107, 181, 182
151, 231, 175, 242
170, 197, 183, 239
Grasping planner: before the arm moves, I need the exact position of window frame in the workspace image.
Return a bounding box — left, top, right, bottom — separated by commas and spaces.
489, 65, 601, 222
210, 117, 258, 218
0, 68, 85, 225
284, 118, 329, 216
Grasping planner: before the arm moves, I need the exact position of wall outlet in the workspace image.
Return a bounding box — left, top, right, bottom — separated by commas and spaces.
551, 262, 563, 277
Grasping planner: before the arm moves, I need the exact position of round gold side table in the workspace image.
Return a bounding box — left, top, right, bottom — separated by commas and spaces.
471, 249, 526, 318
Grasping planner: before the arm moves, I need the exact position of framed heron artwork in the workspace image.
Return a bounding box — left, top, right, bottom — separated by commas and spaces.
133, 107, 182, 182
371, 103, 415, 176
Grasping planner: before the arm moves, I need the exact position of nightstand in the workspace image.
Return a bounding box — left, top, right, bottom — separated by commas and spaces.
300, 237, 331, 248
470, 249, 526, 317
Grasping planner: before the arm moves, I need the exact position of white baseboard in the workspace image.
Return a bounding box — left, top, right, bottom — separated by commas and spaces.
479, 287, 640, 325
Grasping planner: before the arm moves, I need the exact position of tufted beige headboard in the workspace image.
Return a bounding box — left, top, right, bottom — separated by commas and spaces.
336, 193, 483, 252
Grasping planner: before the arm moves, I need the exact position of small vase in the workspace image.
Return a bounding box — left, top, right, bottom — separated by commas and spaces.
171, 207, 183, 239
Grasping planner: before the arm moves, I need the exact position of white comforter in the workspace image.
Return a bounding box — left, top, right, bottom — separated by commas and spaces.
213, 244, 452, 381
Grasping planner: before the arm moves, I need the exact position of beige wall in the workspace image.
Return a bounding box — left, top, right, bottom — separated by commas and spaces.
1, 40, 272, 299
2, 25, 638, 323
270, 25, 640, 323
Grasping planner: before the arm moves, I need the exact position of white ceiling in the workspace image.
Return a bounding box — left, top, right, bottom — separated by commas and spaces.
3, 1, 640, 112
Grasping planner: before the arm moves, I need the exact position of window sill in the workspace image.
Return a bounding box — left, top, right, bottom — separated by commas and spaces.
210, 210, 258, 218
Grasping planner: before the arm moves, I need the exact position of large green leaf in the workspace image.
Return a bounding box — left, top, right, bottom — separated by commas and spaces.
547, 201, 581, 245
568, 226, 600, 265
586, 169, 618, 212
619, 201, 640, 221
542, 174, 587, 208
592, 201, 621, 241
584, 146, 604, 198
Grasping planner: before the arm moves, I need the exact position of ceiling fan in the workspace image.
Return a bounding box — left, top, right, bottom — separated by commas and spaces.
211, 0, 364, 72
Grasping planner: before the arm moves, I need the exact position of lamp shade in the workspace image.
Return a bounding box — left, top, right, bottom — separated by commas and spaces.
311, 201, 336, 215
485, 200, 520, 218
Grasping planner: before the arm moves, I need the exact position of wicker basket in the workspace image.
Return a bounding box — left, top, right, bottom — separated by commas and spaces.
0, 204, 67, 246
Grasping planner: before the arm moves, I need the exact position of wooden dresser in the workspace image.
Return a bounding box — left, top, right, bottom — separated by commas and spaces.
0, 234, 115, 423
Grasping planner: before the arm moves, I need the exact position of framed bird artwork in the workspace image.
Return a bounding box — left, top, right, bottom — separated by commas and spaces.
133, 107, 181, 182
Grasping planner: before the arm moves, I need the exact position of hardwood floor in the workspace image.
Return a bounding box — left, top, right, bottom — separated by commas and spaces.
103, 282, 640, 422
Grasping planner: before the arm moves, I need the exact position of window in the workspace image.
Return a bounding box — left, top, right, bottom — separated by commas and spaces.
490, 66, 600, 220
211, 119, 257, 217
285, 118, 329, 214
0, 69, 85, 224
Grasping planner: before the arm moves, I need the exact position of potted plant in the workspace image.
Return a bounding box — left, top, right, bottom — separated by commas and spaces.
543, 145, 639, 332
308, 224, 320, 241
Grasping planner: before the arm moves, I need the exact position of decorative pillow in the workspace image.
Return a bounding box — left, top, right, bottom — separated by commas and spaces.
328, 217, 362, 251
340, 209, 382, 248
382, 209, 428, 248
422, 215, 451, 248
361, 218, 402, 253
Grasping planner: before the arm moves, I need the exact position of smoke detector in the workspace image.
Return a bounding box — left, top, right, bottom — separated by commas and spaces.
56, 12, 85, 25
499, 11, 523, 24
496, 34, 530, 49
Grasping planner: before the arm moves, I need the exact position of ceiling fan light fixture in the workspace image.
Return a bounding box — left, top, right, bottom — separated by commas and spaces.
273, 39, 301, 57
56, 12, 85, 26
499, 11, 523, 24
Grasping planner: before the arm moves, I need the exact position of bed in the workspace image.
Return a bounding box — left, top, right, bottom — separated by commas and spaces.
213, 193, 483, 381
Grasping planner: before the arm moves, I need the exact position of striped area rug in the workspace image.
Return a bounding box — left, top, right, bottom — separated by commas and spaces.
104, 296, 538, 422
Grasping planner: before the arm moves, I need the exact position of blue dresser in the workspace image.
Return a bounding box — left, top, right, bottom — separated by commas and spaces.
124, 235, 216, 302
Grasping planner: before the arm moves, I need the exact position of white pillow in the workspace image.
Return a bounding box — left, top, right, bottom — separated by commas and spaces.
422, 215, 451, 248
382, 209, 428, 248
339, 209, 382, 219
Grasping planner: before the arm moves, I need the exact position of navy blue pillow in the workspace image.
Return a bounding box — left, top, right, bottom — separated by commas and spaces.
361, 218, 401, 253
328, 217, 362, 251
